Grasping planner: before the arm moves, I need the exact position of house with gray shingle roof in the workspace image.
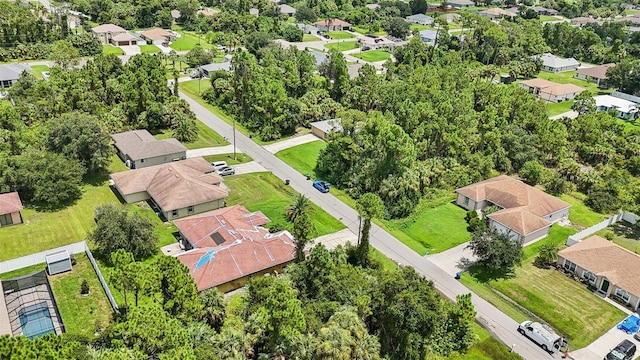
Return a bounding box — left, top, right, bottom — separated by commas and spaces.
405, 13, 434, 25
111, 130, 187, 169
532, 53, 581, 73
0, 63, 31, 89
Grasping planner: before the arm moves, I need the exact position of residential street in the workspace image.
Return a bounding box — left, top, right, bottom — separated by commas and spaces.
179, 91, 562, 360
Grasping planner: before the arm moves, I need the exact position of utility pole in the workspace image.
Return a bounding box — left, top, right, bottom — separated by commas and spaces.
357, 215, 362, 245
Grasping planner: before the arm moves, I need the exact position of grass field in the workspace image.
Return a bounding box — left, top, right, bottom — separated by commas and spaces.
170, 31, 209, 51
153, 118, 227, 149
324, 41, 359, 51
224, 172, 345, 237
559, 192, 608, 228
547, 100, 573, 116
410, 23, 431, 31
326, 31, 355, 40
536, 70, 612, 95
451, 322, 523, 360
102, 45, 124, 56
303, 34, 320, 42
31, 65, 49, 79
539, 15, 559, 22
204, 153, 252, 166
351, 26, 388, 36
49, 254, 113, 338
139, 44, 161, 54
353, 50, 391, 62
275, 141, 326, 177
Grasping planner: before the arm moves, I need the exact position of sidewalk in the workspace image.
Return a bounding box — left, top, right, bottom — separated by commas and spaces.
263, 134, 319, 154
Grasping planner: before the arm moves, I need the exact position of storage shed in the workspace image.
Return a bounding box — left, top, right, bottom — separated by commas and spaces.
45, 250, 72, 275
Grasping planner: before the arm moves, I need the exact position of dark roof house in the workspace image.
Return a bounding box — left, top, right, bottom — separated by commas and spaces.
0, 63, 31, 89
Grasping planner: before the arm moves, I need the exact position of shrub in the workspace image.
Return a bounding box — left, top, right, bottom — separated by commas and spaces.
80, 279, 90, 295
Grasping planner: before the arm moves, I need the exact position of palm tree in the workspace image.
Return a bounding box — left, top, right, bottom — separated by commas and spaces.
172, 117, 198, 142
355, 193, 384, 266
199, 287, 225, 330
284, 194, 313, 223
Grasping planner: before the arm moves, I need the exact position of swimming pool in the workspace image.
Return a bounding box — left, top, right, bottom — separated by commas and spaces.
19, 302, 55, 339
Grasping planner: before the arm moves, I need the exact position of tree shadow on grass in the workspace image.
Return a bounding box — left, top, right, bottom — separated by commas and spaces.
84, 170, 110, 187
466, 263, 516, 284
611, 221, 640, 241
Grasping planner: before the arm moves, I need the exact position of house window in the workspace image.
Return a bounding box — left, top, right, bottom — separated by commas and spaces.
140, 159, 145, 163
0, 213, 12, 226
187, 206, 194, 214
563, 260, 576, 272
581, 271, 596, 284
615, 289, 630, 302
172, 210, 178, 217
463, 197, 469, 206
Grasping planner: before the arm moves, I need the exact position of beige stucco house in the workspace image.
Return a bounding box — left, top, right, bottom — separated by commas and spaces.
456, 175, 571, 244
519, 78, 585, 103
110, 157, 229, 221
0, 192, 23, 227
112, 130, 187, 169
558, 235, 640, 312
92, 24, 128, 45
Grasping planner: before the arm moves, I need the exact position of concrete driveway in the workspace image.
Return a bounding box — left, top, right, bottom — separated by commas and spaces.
571, 318, 639, 360
233, 161, 266, 175
264, 134, 319, 154
427, 242, 478, 276
119, 45, 141, 56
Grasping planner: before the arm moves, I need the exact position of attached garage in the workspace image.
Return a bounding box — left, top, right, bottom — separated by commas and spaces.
45, 250, 72, 275
111, 32, 138, 46
310, 118, 342, 140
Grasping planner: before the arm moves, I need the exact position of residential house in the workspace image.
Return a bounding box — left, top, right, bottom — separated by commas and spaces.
358, 35, 396, 51
200, 58, 232, 76
594, 95, 638, 120
111, 129, 187, 169
174, 205, 296, 292
315, 19, 352, 31
110, 157, 229, 221
478, 8, 517, 20
295, 23, 320, 34
558, 235, 640, 312
573, 63, 614, 88
620, 15, 640, 26
0, 63, 31, 89
440, 13, 461, 23
419, 29, 438, 45
519, 78, 585, 102
65, 10, 87, 29
571, 17, 599, 27
308, 49, 330, 68
365, 4, 381, 10
446, 0, 474, 8
346, 63, 364, 79
405, 14, 434, 25
140, 28, 175, 46
0, 192, 23, 227
311, 118, 343, 139
92, 24, 129, 45
530, 6, 558, 16
456, 175, 571, 244
532, 53, 581, 73
278, 4, 296, 15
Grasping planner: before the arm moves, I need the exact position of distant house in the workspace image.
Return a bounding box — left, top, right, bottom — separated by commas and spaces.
346, 63, 364, 79
92, 24, 132, 45
197, 8, 219, 16
140, 28, 175, 46
533, 53, 581, 73
440, 13, 461, 23
478, 8, 517, 20
295, 23, 320, 34
594, 95, 638, 120
519, 78, 585, 102
620, 15, 640, 26
200, 58, 232, 76
175, 205, 296, 292
419, 29, 438, 45
558, 235, 640, 312
308, 49, 330, 67
446, 0, 474, 8
573, 63, 614, 88
571, 17, 599, 27
530, 6, 558, 16
0, 63, 31, 89
365, 4, 380, 10
311, 118, 343, 139
111, 129, 187, 169
358, 35, 396, 51
456, 175, 571, 244
406, 13, 434, 25
0, 192, 23, 227
110, 157, 228, 221
278, 4, 296, 15
315, 19, 352, 31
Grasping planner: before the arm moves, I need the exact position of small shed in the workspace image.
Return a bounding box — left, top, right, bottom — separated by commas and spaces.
45, 250, 72, 275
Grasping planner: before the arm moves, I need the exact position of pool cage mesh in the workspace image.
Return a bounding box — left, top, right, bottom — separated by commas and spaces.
2, 270, 65, 338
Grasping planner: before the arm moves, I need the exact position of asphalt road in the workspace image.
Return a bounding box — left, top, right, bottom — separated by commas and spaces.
179, 91, 564, 360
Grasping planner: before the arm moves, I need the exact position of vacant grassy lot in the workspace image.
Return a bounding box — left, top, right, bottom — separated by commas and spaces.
325, 41, 359, 51
539, 15, 559, 22
170, 31, 206, 51
275, 140, 326, 177
49, 254, 113, 338
326, 31, 355, 39
596, 221, 640, 254
204, 153, 253, 166
409, 23, 431, 31
536, 70, 612, 95
153, 118, 227, 149
351, 26, 388, 36
546, 100, 573, 116
139, 44, 161, 54
224, 172, 345, 237
353, 50, 391, 62
303, 34, 320, 42
379, 194, 471, 255
560, 192, 607, 228
102, 45, 124, 55
31, 65, 49, 79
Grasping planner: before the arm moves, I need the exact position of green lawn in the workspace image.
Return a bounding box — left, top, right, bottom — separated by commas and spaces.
539, 15, 558, 22
559, 192, 608, 228
203, 153, 253, 166
410, 23, 431, 31
139, 44, 161, 54
303, 34, 320, 42
351, 26, 388, 36
379, 194, 471, 255
326, 31, 355, 40
31, 65, 49, 79
353, 50, 391, 62
324, 41, 359, 51
102, 45, 124, 56
450, 322, 523, 360
49, 253, 113, 338
547, 100, 574, 117
0, 263, 47, 280
275, 141, 326, 177
536, 70, 612, 95
170, 31, 210, 51
153, 119, 227, 149
617, 118, 640, 133
224, 172, 345, 237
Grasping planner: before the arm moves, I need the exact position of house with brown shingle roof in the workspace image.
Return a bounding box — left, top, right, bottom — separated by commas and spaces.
456, 175, 571, 244
174, 205, 296, 292
110, 157, 228, 220
139, 28, 176, 46
111, 130, 186, 169
0, 192, 23, 227
558, 235, 640, 311
519, 78, 585, 103
92, 24, 128, 45
573, 63, 615, 88
315, 19, 352, 31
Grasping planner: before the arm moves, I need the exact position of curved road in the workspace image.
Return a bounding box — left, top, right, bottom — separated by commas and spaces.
178, 91, 563, 360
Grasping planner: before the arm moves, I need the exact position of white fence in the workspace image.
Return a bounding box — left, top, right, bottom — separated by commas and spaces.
567, 212, 639, 246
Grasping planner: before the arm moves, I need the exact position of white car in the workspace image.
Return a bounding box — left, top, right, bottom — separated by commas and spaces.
517, 321, 566, 353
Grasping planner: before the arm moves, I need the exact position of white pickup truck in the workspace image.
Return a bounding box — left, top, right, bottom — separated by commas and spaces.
517, 320, 567, 353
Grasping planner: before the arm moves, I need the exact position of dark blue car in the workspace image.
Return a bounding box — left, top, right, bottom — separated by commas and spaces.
313, 180, 330, 193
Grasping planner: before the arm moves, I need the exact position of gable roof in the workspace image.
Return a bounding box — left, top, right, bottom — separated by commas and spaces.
311, 118, 343, 133
594, 95, 638, 114
479, 7, 517, 17
0, 192, 23, 215
575, 63, 615, 80
111, 32, 137, 42
315, 19, 352, 27
520, 78, 585, 96
559, 236, 640, 297
175, 205, 295, 291
201, 62, 232, 72
456, 175, 570, 235
406, 14, 434, 22
111, 130, 186, 161
308, 49, 329, 67
419, 29, 438, 39
92, 24, 125, 33
110, 157, 228, 211
278, 4, 297, 13
533, 53, 581, 69
365, 4, 380, 10
0, 63, 31, 82
440, 13, 461, 21
571, 16, 599, 25
140, 28, 173, 40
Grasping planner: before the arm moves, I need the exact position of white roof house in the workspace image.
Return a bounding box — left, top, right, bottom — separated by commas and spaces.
419, 30, 438, 45
278, 4, 296, 15
406, 14, 434, 25
533, 53, 581, 73
594, 95, 638, 120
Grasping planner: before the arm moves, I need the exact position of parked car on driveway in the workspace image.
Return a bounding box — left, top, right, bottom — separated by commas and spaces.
605, 339, 636, 360
215, 166, 235, 176
313, 180, 330, 193
190, 71, 201, 79
517, 321, 566, 354
211, 161, 227, 170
